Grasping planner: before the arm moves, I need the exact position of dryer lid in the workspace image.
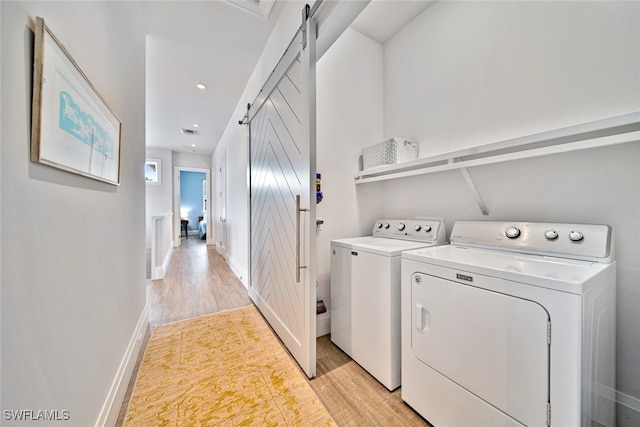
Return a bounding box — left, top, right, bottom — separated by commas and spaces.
402, 244, 613, 294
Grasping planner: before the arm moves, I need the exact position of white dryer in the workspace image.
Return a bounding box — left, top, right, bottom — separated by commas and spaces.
401, 221, 616, 427
331, 218, 446, 390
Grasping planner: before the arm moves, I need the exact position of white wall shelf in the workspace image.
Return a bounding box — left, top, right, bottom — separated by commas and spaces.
354, 112, 640, 185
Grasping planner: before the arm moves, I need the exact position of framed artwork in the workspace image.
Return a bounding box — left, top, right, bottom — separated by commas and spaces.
31, 17, 122, 185
145, 158, 161, 184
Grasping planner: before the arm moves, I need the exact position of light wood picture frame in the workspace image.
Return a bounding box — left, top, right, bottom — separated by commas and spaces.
31, 16, 122, 185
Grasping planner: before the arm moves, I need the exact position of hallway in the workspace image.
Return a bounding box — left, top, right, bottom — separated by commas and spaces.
147, 236, 251, 327
118, 238, 429, 426
117, 237, 251, 425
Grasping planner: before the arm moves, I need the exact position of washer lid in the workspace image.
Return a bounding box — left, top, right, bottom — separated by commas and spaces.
331, 236, 376, 249
402, 244, 613, 294
351, 237, 440, 257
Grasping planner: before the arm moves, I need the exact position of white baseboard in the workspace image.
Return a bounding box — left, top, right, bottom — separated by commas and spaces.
152, 266, 165, 280
94, 304, 149, 427
316, 311, 330, 337
229, 257, 248, 288
151, 245, 173, 280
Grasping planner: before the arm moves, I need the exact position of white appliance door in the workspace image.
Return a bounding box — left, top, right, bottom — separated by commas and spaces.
248, 16, 317, 378
330, 243, 352, 356
351, 250, 399, 390
411, 272, 550, 427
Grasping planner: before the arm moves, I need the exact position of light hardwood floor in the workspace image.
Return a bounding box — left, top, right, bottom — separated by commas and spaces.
117, 236, 431, 426
146, 235, 252, 327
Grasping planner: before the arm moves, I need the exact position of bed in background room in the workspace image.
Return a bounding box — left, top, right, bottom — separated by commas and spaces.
198, 216, 207, 240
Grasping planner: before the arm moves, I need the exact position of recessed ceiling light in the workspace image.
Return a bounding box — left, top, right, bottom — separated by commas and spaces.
196, 83, 206, 90
193, 123, 200, 127
191, 144, 196, 148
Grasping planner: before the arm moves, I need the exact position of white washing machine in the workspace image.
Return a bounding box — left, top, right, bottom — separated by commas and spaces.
331, 218, 446, 391
401, 221, 616, 427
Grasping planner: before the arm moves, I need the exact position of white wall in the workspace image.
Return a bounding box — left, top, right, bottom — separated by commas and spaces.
1, 2, 147, 425
316, 27, 384, 312
384, 1, 640, 155
172, 151, 212, 170
375, 0, 640, 420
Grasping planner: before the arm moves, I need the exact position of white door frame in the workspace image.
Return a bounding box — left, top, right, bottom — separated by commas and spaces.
215, 149, 228, 258
173, 166, 211, 247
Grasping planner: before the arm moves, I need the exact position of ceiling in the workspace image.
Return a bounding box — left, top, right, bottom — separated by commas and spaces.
143, 0, 434, 156
350, 0, 433, 44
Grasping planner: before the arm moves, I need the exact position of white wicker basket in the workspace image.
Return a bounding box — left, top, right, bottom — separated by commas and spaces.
362, 137, 418, 170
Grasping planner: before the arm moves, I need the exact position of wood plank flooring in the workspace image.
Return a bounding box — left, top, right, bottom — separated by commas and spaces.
313, 335, 432, 426
147, 236, 252, 327
117, 236, 431, 426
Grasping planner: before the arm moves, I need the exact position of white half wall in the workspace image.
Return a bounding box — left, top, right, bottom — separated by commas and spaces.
146, 148, 173, 248
1, 2, 147, 425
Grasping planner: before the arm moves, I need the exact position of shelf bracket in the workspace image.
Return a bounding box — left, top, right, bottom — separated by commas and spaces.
456, 161, 489, 215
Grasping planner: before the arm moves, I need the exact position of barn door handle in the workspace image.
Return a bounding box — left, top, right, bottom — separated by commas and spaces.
296, 195, 308, 283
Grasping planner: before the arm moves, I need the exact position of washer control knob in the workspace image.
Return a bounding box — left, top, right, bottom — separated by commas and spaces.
505, 226, 521, 239
569, 231, 584, 242
423, 225, 432, 232
396, 223, 406, 231
545, 230, 559, 240
383, 223, 390, 229
414, 225, 422, 232
375, 222, 383, 229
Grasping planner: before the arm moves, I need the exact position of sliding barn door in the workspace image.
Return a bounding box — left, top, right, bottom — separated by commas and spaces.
247, 14, 317, 378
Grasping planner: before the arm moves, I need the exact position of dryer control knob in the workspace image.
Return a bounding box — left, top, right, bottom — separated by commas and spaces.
375, 222, 383, 229
383, 223, 390, 229
423, 225, 432, 232
397, 223, 406, 231
569, 231, 584, 242
414, 225, 422, 232
545, 230, 559, 240
505, 226, 521, 239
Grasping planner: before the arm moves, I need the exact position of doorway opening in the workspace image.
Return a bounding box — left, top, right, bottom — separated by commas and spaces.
173, 166, 211, 246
